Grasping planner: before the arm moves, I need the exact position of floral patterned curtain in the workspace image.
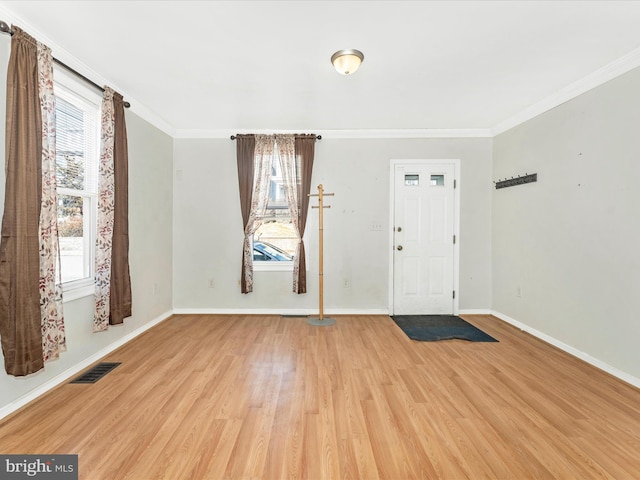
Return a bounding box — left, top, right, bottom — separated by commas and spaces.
275, 135, 302, 291
239, 134, 273, 293
94, 87, 116, 332
38, 40, 66, 361
275, 134, 316, 294
235, 134, 316, 294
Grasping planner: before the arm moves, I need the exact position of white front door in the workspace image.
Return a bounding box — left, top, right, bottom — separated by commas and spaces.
392, 161, 457, 315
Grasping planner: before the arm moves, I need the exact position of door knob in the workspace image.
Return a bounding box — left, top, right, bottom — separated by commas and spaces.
397, 245, 403, 251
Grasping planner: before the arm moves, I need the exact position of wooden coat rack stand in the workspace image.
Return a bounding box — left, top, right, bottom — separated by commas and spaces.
307, 184, 335, 326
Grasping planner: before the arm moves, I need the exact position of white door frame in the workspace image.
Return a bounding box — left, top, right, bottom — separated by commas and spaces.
388, 159, 461, 315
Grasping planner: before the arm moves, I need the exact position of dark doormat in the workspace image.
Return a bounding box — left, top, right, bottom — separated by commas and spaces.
391, 315, 498, 342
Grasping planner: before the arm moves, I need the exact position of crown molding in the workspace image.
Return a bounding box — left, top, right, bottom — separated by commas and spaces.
127, 103, 176, 137
173, 128, 494, 139
3, 3, 640, 141
0, 4, 176, 138
492, 45, 640, 136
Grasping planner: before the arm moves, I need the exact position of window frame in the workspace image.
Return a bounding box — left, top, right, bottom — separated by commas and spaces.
53, 69, 101, 301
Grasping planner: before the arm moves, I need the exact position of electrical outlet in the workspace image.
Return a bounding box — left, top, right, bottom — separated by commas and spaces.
516, 286, 522, 297
343, 278, 351, 289
208, 278, 215, 288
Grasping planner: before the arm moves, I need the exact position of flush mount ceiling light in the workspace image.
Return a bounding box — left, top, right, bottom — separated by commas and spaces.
331, 49, 364, 75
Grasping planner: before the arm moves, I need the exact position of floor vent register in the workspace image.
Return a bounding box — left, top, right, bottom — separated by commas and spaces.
70, 362, 121, 384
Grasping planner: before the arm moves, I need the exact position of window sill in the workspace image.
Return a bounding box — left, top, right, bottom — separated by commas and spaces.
253, 262, 294, 272
62, 282, 95, 303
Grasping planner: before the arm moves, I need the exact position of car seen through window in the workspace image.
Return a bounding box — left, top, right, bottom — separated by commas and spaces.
253, 241, 293, 261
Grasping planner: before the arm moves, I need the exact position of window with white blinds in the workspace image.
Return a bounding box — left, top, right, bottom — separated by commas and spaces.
54, 82, 100, 287
55, 96, 98, 191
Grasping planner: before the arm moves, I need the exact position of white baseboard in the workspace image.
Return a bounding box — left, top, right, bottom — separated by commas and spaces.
491, 310, 640, 389
174, 308, 493, 316
0, 310, 174, 421
174, 308, 490, 316
172, 308, 390, 316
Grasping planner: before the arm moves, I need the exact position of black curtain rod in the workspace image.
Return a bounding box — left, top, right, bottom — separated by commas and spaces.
230, 134, 322, 140
0, 20, 130, 108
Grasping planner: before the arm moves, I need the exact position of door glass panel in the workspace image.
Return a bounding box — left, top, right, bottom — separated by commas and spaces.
430, 174, 445, 186
405, 174, 419, 186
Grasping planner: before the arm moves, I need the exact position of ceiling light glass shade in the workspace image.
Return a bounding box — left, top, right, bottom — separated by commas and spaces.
331, 49, 364, 75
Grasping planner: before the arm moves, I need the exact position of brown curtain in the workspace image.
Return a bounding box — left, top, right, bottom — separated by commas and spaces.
0, 27, 44, 376
294, 135, 316, 293
236, 134, 255, 293
109, 92, 132, 324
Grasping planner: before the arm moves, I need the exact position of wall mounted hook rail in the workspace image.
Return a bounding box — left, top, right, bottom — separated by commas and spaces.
495, 173, 537, 189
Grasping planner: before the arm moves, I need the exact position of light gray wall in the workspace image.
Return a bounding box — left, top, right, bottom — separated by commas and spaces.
493, 66, 640, 378
0, 36, 174, 410
173, 137, 492, 312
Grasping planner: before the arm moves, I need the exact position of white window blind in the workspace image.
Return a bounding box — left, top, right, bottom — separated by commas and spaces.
55, 93, 98, 195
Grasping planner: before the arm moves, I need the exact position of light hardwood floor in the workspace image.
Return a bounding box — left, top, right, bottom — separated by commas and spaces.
1, 314, 639, 479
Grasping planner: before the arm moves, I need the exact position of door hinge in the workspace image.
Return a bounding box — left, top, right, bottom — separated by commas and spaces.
452, 290, 456, 299
453, 235, 456, 244
454, 179, 457, 189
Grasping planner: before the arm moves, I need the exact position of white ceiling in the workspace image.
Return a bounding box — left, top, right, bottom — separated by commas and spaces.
2, 1, 640, 137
